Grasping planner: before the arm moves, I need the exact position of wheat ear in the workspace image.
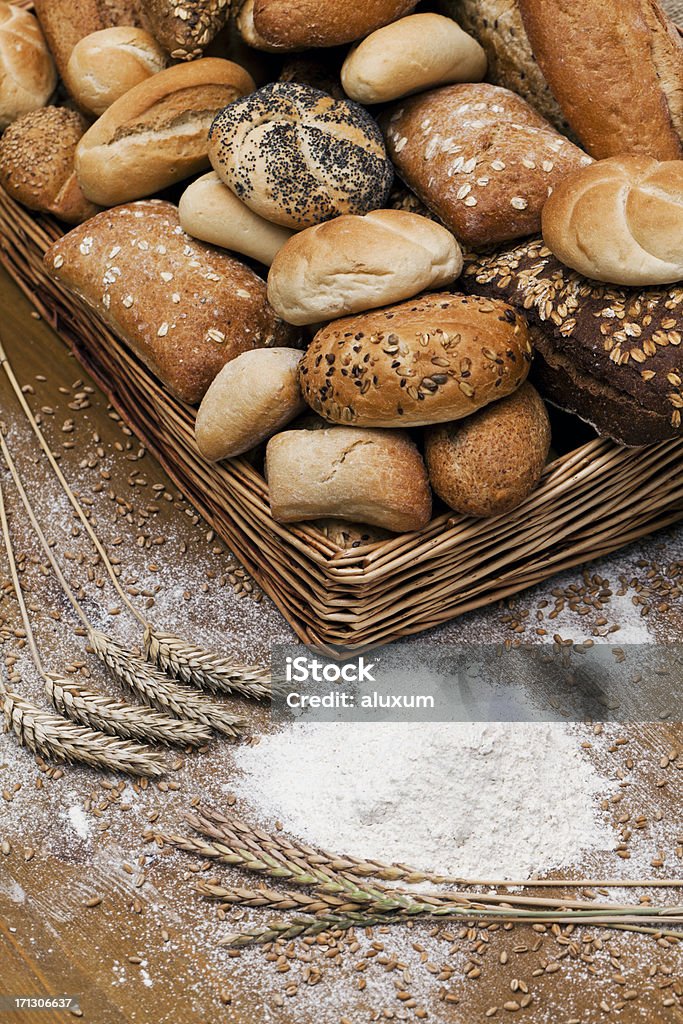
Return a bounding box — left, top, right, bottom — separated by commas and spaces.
144, 628, 272, 701
45, 675, 212, 748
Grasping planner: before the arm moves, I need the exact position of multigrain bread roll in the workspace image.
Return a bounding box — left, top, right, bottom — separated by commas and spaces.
383, 83, 591, 249
75, 59, 255, 207
267, 211, 463, 325
195, 347, 305, 460
341, 14, 487, 105
542, 157, 683, 287
251, 0, 417, 49
33, 0, 143, 80
298, 293, 533, 428
0, 3, 56, 130
140, 0, 231, 60
66, 28, 167, 117
208, 82, 393, 230
179, 172, 293, 265
462, 238, 683, 445
265, 426, 432, 532
518, 0, 683, 160
425, 382, 551, 517
0, 108, 99, 224
44, 201, 297, 404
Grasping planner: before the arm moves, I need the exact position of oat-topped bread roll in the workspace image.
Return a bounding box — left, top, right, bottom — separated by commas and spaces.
209, 82, 393, 230
267, 210, 463, 325
542, 157, 683, 287
44, 201, 297, 405
383, 83, 591, 250
299, 293, 533, 428
76, 59, 255, 207
0, 107, 99, 224
251, 0, 417, 50
518, 0, 683, 160
462, 239, 683, 446
66, 28, 167, 117
140, 0, 231, 60
266, 427, 432, 533
0, 3, 56, 130
33, 0, 143, 80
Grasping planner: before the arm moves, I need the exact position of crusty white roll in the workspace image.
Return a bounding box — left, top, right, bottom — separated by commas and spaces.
195, 347, 306, 460
0, 3, 56, 130
179, 172, 293, 266
265, 426, 432, 533
252, 0, 417, 49
65, 27, 167, 117
542, 156, 683, 286
208, 81, 394, 230
267, 210, 463, 325
236, 0, 288, 52
76, 59, 255, 207
341, 14, 486, 105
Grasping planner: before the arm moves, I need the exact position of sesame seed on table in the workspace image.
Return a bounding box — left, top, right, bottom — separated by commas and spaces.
0, 267, 682, 1022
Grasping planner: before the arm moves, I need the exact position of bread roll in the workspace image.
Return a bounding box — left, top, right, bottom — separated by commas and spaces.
425, 382, 551, 517
252, 0, 417, 49
462, 237, 683, 446
44, 201, 297, 404
0, 4, 56, 130
0, 107, 99, 224
341, 14, 486, 105
267, 210, 463, 326
518, 0, 683, 160
298, 293, 533, 428
66, 28, 167, 117
265, 426, 432, 532
208, 82, 393, 230
542, 157, 683, 287
179, 172, 293, 266
383, 83, 592, 249
33, 0, 144, 79
195, 348, 305, 460
75, 59, 255, 207
140, 0, 230, 60
236, 0, 288, 52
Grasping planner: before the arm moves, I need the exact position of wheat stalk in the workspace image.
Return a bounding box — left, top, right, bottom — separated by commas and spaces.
144, 627, 272, 701
89, 630, 246, 738
45, 675, 212, 748
2, 686, 164, 777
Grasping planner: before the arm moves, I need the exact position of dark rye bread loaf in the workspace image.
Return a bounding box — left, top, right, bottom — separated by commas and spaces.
461, 238, 683, 446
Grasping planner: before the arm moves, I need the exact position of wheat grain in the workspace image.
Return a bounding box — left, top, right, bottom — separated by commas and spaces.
2, 688, 164, 777
89, 630, 246, 738
144, 627, 272, 701
45, 675, 212, 748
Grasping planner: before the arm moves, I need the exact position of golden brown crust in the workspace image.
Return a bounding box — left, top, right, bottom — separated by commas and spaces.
518, 0, 683, 159
44, 200, 297, 404
65, 27, 167, 117
252, 0, 417, 49
33, 0, 143, 79
425, 382, 551, 518
298, 292, 533, 428
0, 3, 57, 130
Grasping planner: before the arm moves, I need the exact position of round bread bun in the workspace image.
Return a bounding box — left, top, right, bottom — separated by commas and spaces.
298, 292, 533, 428
179, 172, 293, 266
65, 27, 168, 117
425, 382, 551, 518
0, 3, 56, 130
0, 106, 99, 224
252, 0, 417, 49
341, 13, 487, 105
195, 347, 306, 461
265, 426, 432, 533
267, 210, 463, 325
542, 155, 683, 286
208, 81, 394, 230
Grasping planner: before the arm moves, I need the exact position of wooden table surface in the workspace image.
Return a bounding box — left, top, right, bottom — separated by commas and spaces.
0, 265, 682, 1024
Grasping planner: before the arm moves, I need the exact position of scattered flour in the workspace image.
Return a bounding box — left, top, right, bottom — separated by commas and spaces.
234, 721, 616, 880
66, 804, 91, 840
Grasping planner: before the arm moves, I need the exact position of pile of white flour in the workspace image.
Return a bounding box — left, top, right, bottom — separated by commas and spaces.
233, 722, 615, 879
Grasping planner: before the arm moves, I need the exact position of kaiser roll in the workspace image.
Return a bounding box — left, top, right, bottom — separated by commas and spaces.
208, 82, 394, 230
542, 156, 683, 287
251, 0, 417, 50
425, 382, 551, 517
298, 293, 533, 428
0, 3, 56, 130
65, 27, 167, 117
267, 210, 463, 325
